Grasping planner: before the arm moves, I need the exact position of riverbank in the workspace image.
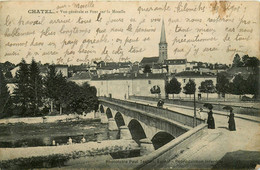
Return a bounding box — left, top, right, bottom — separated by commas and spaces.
0, 139, 139, 169
0, 111, 98, 124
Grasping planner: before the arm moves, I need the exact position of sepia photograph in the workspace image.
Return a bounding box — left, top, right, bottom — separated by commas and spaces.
0, 1, 259, 169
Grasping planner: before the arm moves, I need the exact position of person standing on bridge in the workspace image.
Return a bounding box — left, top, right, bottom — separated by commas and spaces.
207, 105, 215, 129
157, 99, 164, 108
228, 109, 236, 131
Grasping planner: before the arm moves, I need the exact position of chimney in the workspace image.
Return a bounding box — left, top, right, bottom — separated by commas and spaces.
200, 70, 202, 75
135, 72, 137, 77
124, 72, 126, 76
146, 73, 149, 77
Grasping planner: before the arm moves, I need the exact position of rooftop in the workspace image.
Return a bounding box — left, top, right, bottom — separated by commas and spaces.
175, 71, 216, 77
98, 62, 132, 70
91, 73, 166, 80
165, 59, 187, 65
68, 72, 92, 80
140, 57, 159, 64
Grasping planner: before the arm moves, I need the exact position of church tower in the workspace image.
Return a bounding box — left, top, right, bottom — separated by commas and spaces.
158, 19, 168, 63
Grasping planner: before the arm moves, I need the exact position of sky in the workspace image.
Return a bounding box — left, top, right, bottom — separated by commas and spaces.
0, 1, 259, 65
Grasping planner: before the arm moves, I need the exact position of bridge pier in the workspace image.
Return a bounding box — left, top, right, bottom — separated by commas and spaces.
100, 114, 108, 124
94, 111, 101, 118
120, 126, 132, 140
140, 138, 155, 156
108, 118, 119, 140
108, 118, 118, 131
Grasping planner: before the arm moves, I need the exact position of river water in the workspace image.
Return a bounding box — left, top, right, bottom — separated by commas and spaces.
0, 119, 116, 148
0, 119, 141, 169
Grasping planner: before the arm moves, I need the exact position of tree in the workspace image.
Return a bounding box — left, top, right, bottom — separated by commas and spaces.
246, 74, 259, 99
165, 77, 181, 99
0, 61, 15, 73
65, 82, 98, 114
44, 65, 58, 112
199, 80, 215, 100
242, 55, 249, 66
243, 56, 259, 68
216, 73, 230, 101
14, 59, 30, 116
229, 74, 247, 98
183, 79, 196, 98
0, 67, 10, 118
143, 65, 152, 73
77, 82, 98, 114
150, 85, 161, 97
55, 72, 68, 114
4, 71, 13, 79
232, 54, 243, 67
28, 59, 43, 116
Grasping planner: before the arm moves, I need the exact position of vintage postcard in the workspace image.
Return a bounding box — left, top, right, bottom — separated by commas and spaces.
0, 1, 259, 169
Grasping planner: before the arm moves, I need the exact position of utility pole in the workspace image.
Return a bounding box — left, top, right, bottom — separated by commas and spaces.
127, 84, 130, 99
193, 92, 197, 127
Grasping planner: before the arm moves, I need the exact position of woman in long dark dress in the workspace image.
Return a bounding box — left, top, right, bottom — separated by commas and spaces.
157, 100, 164, 108
228, 109, 236, 131
207, 106, 215, 129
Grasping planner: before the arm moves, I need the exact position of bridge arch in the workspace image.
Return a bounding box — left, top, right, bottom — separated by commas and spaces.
151, 131, 175, 150
99, 105, 104, 113
114, 112, 125, 128
128, 119, 147, 144
106, 108, 113, 118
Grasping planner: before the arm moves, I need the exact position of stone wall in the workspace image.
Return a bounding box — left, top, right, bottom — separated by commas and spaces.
0, 112, 96, 124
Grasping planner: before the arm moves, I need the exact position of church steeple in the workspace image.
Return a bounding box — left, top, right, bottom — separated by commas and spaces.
158, 19, 167, 63
160, 19, 166, 43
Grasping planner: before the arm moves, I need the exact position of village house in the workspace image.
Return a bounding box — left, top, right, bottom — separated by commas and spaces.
139, 20, 186, 74
55, 65, 68, 77
67, 72, 92, 86
90, 73, 166, 99
164, 59, 187, 73
174, 71, 217, 98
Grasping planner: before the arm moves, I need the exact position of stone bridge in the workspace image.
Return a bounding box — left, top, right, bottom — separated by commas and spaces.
98, 97, 204, 151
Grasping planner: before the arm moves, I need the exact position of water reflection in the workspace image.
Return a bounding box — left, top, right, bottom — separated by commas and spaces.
0, 122, 120, 148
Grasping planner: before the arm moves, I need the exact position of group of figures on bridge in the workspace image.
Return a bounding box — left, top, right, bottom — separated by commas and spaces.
203, 104, 236, 131
156, 100, 236, 131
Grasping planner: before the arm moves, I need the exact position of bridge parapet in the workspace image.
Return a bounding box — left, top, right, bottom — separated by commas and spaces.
99, 97, 204, 128
100, 98, 190, 138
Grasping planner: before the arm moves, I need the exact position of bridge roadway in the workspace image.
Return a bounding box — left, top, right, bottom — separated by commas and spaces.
128, 98, 260, 169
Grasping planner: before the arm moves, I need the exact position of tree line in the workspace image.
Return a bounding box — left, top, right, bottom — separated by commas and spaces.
150, 54, 259, 100
0, 59, 99, 118
149, 72, 258, 100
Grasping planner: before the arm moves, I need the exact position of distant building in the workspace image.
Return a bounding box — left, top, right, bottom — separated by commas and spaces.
131, 62, 140, 73
6, 78, 17, 96
227, 66, 257, 80
140, 57, 159, 67
10, 66, 19, 78
139, 20, 186, 74
174, 71, 217, 97
186, 61, 229, 75
69, 65, 89, 74
90, 73, 166, 99
55, 65, 68, 77
96, 62, 119, 75
164, 59, 187, 73
96, 61, 132, 75
68, 72, 92, 85
158, 19, 167, 63
38, 65, 49, 77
